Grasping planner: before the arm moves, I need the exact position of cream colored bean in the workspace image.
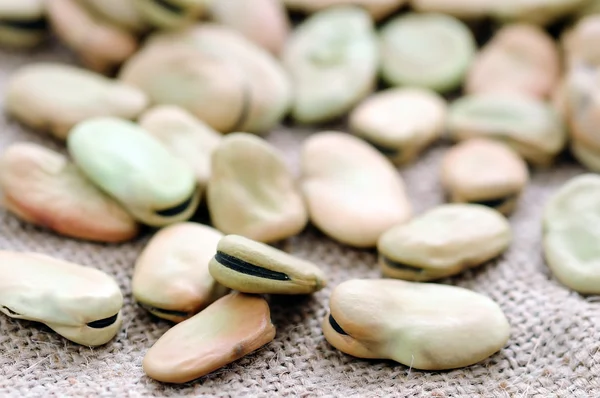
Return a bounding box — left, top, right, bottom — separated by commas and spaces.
5, 63, 148, 140
378, 204, 511, 281
282, 6, 378, 124
67, 117, 200, 227
120, 24, 291, 135
139, 105, 222, 191
323, 279, 510, 370
47, 0, 138, 74
0, 251, 123, 346
132, 222, 228, 323
466, 24, 560, 99
0, 0, 47, 48
349, 87, 447, 165
379, 12, 476, 93
301, 131, 412, 248
207, 0, 290, 54
441, 138, 529, 215
208, 234, 327, 295
543, 174, 600, 294
448, 93, 567, 167
282, 0, 406, 21
207, 133, 308, 243
0, 142, 139, 243
143, 292, 276, 383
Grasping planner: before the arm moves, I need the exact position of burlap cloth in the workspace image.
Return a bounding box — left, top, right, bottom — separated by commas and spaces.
1, 39, 599, 398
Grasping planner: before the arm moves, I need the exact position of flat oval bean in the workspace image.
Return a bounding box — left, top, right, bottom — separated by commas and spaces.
543, 174, 600, 294
349, 87, 447, 165
441, 138, 529, 215
466, 24, 560, 99
208, 234, 327, 294
282, 5, 379, 124
301, 131, 412, 248
67, 117, 200, 227
207, 133, 308, 242
132, 222, 229, 322
0, 251, 123, 346
0, 142, 139, 242
323, 279, 510, 370
378, 204, 511, 281
120, 25, 291, 135
143, 292, 276, 383
380, 12, 476, 93
5, 63, 148, 140
448, 93, 567, 167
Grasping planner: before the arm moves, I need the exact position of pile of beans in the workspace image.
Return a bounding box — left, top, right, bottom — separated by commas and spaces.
1, 0, 600, 385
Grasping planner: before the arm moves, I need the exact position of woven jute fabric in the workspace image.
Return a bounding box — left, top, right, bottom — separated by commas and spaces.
1, 41, 600, 398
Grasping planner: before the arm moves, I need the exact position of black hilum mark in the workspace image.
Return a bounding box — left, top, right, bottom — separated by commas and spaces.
215, 251, 290, 281
329, 314, 348, 335
87, 313, 119, 329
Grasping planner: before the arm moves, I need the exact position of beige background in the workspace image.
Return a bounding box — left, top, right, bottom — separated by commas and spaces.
1, 40, 599, 398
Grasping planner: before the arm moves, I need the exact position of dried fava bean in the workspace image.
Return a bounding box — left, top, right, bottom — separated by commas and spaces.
79, 0, 149, 33
208, 235, 327, 294
282, 0, 406, 21
0, 251, 123, 347
466, 24, 560, 99
282, 6, 378, 124
441, 138, 529, 215
543, 174, 600, 294
410, 0, 495, 19
207, 0, 291, 55
132, 223, 229, 323
143, 292, 276, 383
0, 0, 47, 48
301, 132, 412, 248
133, 0, 206, 29
378, 204, 511, 281
67, 117, 200, 227
47, 0, 138, 74
349, 87, 447, 165
0, 143, 138, 243
380, 13, 476, 93
323, 279, 510, 370
5, 63, 148, 140
119, 44, 247, 134
490, 0, 588, 26
120, 25, 291, 135
207, 133, 308, 242
448, 93, 567, 167
139, 106, 222, 191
